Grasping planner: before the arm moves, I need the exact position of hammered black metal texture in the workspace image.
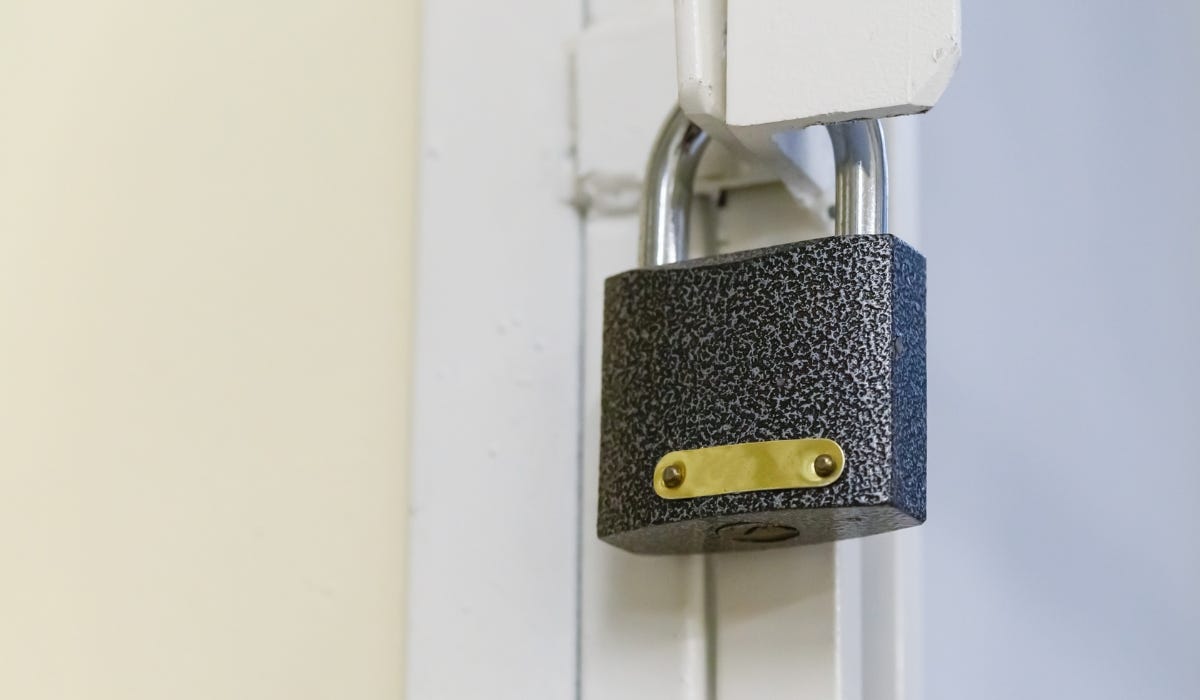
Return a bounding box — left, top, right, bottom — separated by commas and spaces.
598, 234, 925, 554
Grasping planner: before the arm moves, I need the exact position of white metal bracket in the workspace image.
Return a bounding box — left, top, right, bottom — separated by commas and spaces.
676, 0, 960, 200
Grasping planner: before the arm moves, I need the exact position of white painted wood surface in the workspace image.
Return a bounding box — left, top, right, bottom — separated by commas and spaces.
574, 10, 678, 216
406, 0, 583, 697
712, 543, 864, 699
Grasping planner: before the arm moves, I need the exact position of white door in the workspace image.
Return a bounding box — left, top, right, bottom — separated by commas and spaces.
407, 2, 921, 698
407, 2, 1200, 699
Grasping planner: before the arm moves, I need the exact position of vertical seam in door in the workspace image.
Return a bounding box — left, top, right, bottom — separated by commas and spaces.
571, 3, 589, 698
704, 554, 718, 700
572, 209, 586, 700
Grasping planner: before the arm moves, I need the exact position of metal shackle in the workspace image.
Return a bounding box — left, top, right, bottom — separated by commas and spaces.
639, 107, 889, 267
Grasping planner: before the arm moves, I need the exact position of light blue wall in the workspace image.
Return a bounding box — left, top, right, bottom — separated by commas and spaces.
922, 2, 1200, 698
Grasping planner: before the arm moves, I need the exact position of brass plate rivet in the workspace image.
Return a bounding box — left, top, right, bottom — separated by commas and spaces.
813, 454, 837, 478
662, 463, 685, 489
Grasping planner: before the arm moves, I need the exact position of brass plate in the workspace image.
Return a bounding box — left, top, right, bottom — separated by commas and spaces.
652, 438, 845, 500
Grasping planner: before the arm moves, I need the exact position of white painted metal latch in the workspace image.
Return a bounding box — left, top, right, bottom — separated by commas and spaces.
674, 0, 961, 202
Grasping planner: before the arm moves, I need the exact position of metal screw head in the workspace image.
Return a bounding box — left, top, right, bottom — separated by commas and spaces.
662, 463, 685, 489
813, 454, 837, 478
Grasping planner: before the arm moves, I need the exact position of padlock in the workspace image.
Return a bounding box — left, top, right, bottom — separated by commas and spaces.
598, 108, 926, 554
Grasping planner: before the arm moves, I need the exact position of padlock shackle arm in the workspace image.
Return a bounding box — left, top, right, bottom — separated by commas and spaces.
827, 120, 888, 237
639, 108, 888, 268
639, 108, 711, 267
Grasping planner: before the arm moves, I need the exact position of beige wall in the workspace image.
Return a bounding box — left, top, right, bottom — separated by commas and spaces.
0, 1, 415, 697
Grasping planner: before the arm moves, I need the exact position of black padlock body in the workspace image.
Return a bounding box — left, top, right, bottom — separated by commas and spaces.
599, 234, 925, 554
